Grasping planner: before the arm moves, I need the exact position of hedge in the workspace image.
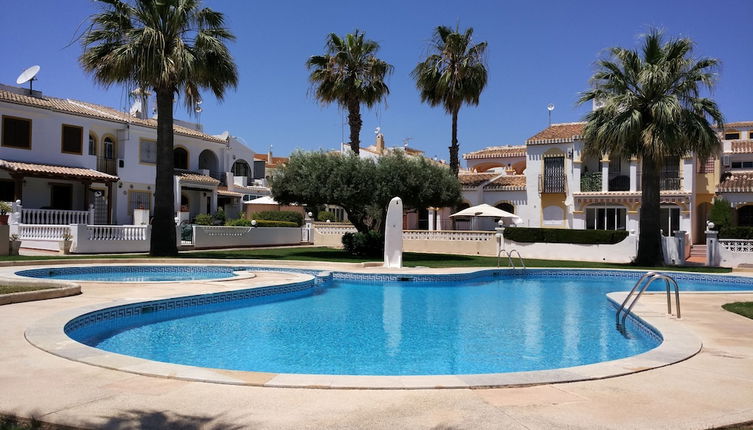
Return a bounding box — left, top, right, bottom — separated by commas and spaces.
503, 227, 629, 244
719, 226, 753, 239
225, 218, 298, 228
251, 210, 304, 227
342, 231, 384, 257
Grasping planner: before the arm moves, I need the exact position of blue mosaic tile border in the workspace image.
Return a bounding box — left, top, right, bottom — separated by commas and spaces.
64, 279, 315, 335
18, 265, 245, 279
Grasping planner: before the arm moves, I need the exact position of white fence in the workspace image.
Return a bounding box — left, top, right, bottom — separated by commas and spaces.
403, 230, 498, 256
192, 225, 303, 249
717, 239, 753, 268
21, 208, 93, 225
12, 223, 150, 253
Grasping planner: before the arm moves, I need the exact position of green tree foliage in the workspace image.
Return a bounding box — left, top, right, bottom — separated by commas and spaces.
80, 0, 238, 256
307, 31, 392, 155
270, 151, 461, 233
412, 26, 488, 176
578, 29, 723, 266
709, 198, 734, 231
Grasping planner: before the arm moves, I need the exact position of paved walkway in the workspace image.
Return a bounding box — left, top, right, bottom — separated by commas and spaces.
1, 264, 752, 429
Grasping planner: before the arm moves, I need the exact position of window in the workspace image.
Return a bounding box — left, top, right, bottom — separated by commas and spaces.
542, 156, 565, 193
232, 160, 250, 177
88, 133, 97, 156
174, 147, 188, 169
724, 132, 740, 140
0, 180, 14, 202
128, 191, 152, 214
61, 125, 83, 154
103, 136, 115, 159
660, 205, 681, 236
139, 140, 157, 164
731, 161, 753, 169
586, 206, 627, 230
660, 156, 680, 190
2, 116, 31, 149
49, 184, 73, 210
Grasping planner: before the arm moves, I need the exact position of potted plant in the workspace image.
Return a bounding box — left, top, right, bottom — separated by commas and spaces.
9, 234, 21, 256
0, 201, 11, 225
59, 231, 73, 255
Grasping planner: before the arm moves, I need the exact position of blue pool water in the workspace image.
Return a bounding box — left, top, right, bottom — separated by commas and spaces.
65, 270, 753, 375
17, 265, 243, 282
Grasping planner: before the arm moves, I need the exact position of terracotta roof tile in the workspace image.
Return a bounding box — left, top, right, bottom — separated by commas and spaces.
526, 122, 585, 145
730, 140, 753, 154
217, 187, 244, 198
723, 121, 753, 129
177, 172, 220, 186
253, 154, 288, 168
458, 173, 497, 187
464, 145, 527, 160
0, 159, 118, 182
483, 175, 527, 191
718, 171, 753, 193
0, 87, 227, 144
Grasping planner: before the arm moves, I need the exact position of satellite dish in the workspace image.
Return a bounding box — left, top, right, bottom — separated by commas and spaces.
374, 126, 381, 134
16, 65, 40, 92
195, 106, 203, 113
547, 104, 555, 112
196, 99, 203, 105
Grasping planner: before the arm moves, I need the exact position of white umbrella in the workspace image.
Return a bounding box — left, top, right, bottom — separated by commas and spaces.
245, 196, 278, 205
450, 203, 522, 226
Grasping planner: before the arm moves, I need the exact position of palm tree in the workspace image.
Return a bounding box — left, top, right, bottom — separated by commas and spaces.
579, 29, 723, 266
412, 26, 488, 176
80, 0, 238, 256
307, 30, 392, 155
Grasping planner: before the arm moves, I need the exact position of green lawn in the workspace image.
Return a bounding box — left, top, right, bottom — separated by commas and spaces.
722, 302, 753, 320
0, 246, 731, 273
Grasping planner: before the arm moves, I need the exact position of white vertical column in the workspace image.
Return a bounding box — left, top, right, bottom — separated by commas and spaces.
428, 208, 435, 231
173, 177, 182, 216
629, 158, 638, 192
436, 209, 443, 231
601, 156, 610, 192
210, 190, 218, 213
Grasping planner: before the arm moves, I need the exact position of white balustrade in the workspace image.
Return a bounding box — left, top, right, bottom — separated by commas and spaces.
21, 208, 92, 225
18, 224, 71, 241
402, 230, 496, 241
200, 226, 254, 237
86, 225, 148, 241
314, 225, 358, 235
719, 239, 753, 253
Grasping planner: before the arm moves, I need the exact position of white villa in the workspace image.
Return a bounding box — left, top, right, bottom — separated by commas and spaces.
0, 83, 264, 225
459, 121, 753, 246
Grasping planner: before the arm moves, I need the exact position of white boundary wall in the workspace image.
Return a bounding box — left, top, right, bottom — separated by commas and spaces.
501, 235, 638, 263
192, 225, 302, 249
72, 224, 150, 253
718, 239, 753, 268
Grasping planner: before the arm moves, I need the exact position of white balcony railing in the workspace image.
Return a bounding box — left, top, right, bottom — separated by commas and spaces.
17, 224, 71, 241
86, 225, 148, 241
20, 208, 93, 225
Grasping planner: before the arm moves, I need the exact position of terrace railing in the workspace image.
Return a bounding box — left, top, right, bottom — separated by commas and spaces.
403, 230, 496, 242
19, 206, 94, 225
86, 225, 148, 241
17, 224, 70, 241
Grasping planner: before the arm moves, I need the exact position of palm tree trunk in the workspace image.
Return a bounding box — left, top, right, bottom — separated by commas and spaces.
150, 88, 178, 256
449, 109, 459, 176
636, 156, 663, 266
347, 100, 362, 155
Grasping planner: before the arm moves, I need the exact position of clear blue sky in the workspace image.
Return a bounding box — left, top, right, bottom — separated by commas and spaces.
1, 0, 751, 165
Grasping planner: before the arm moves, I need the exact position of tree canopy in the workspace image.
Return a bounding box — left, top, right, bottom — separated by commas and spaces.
270, 151, 461, 233
579, 29, 722, 265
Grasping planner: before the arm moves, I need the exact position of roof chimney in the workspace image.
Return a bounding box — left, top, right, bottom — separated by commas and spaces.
268, 144, 273, 162
376, 132, 385, 154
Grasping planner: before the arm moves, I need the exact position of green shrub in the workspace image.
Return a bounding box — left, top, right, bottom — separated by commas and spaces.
503, 227, 629, 244
212, 208, 226, 225
251, 210, 304, 226
317, 210, 337, 222
342, 231, 384, 257
226, 218, 253, 227
0, 201, 11, 215
194, 214, 212, 225
719, 226, 753, 239
709, 198, 734, 231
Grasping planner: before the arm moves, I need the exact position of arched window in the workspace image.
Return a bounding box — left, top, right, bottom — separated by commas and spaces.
103, 136, 115, 160
198, 149, 218, 173
88, 133, 97, 156
738, 205, 753, 227
495, 202, 514, 213
174, 147, 188, 170
232, 160, 250, 177
586, 204, 627, 230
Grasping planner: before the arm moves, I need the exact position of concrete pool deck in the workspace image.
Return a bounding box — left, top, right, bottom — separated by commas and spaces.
1, 261, 753, 429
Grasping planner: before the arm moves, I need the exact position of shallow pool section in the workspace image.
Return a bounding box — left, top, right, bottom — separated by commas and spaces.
17, 265, 245, 282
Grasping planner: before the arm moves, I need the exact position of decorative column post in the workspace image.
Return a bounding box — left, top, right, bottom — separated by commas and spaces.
428, 208, 435, 231
88, 204, 95, 225
629, 157, 638, 192
705, 222, 718, 267
495, 220, 505, 256
601, 155, 610, 192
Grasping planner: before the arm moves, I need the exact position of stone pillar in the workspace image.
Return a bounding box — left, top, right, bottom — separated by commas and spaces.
674, 230, 686, 264
428, 208, 435, 231
11, 200, 22, 225
435, 209, 443, 231
495, 224, 505, 255
88, 204, 95, 225
629, 158, 638, 192
705, 228, 718, 267
601, 156, 610, 192
210, 190, 218, 214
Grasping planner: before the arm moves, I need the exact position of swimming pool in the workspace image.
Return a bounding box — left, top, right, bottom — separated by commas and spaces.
16, 265, 246, 282
63, 269, 753, 376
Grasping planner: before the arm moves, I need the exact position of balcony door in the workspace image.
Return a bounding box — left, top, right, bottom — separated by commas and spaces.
543, 156, 565, 193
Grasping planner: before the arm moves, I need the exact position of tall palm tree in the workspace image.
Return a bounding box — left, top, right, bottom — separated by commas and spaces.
80, 0, 238, 256
412, 26, 487, 176
579, 29, 723, 266
307, 30, 392, 155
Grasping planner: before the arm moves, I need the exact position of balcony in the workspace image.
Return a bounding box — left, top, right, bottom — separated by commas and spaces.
539, 173, 567, 194
660, 176, 682, 191
97, 157, 117, 176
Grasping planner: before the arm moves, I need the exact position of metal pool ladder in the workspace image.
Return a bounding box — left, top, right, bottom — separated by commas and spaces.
616, 272, 680, 332
497, 249, 526, 269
